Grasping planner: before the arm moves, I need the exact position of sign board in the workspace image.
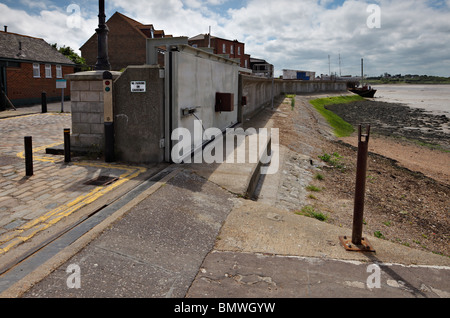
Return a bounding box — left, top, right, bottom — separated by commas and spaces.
130, 81, 146, 93
56, 79, 67, 89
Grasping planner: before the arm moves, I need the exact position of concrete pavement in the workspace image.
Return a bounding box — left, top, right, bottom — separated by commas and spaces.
0, 98, 449, 301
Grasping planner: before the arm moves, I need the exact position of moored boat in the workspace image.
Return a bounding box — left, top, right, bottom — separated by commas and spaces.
349, 86, 377, 98
348, 58, 377, 98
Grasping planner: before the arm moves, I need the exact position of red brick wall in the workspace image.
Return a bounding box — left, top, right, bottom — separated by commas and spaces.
81, 14, 147, 71
189, 37, 250, 69
6, 62, 74, 104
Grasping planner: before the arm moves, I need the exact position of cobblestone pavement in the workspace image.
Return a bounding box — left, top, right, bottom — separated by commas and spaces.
0, 111, 147, 258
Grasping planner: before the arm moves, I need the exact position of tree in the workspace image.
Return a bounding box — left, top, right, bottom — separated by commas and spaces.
52, 43, 86, 66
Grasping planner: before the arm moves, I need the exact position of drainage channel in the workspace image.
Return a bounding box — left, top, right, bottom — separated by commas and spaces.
0, 166, 175, 294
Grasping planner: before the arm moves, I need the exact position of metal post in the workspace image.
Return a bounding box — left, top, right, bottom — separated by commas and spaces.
352, 124, 370, 245
94, 0, 111, 71
339, 124, 375, 252
61, 88, 64, 113
41, 92, 47, 113
64, 128, 71, 163
24, 136, 33, 176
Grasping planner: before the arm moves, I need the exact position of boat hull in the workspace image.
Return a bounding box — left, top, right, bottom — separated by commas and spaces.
349, 88, 377, 98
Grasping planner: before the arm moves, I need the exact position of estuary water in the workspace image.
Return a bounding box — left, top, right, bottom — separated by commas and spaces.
373, 84, 450, 118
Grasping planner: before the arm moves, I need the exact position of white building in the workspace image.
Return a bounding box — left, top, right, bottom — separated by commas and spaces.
282, 69, 315, 80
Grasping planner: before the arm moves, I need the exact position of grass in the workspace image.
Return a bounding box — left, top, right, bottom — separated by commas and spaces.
286, 94, 296, 110
295, 206, 328, 222
318, 152, 344, 169
314, 173, 324, 180
310, 95, 364, 137
306, 185, 321, 192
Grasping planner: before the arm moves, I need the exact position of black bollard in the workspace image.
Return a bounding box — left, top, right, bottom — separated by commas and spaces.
104, 122, 115, 162
64, 128, 71, 163
41, 92, 47, 113
24, 136, 33, 176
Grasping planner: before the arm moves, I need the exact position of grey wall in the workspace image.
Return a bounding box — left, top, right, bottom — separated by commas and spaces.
113, 65, 165, 164
167, 45, 239, 162
241, 74, 348, 118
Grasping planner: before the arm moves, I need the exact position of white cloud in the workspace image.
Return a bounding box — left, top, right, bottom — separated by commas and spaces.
221, 0, 450, 76
109, 0, 225, 37
0, 3, 97, 54
2, 0, 449, 76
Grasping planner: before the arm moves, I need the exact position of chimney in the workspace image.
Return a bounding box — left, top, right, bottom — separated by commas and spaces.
4, 26, 7, 32
208, 26, 211, 48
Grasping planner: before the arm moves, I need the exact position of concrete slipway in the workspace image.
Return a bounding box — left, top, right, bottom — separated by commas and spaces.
1, 95, 448, 303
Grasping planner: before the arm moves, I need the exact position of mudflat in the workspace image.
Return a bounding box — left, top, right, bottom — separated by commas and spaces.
271, 95, 449, 258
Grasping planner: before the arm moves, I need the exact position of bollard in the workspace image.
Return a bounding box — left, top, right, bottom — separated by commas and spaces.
64, 128, 71, 163
339, 124, 375, 252
24, 136, 33, 176
41, 92, 47, 113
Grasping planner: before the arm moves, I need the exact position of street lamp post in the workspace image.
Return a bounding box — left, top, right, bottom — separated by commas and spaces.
94, 0, 111, 71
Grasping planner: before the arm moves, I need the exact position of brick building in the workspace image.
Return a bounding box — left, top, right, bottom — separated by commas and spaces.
0, 29, 75, 107
80, 12, 171, 71
188, 34, 251, 69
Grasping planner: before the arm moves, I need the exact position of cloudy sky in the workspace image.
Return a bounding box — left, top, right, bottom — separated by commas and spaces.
1, 0, 449, 77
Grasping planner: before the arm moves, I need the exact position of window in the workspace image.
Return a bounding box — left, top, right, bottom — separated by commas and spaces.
231, 45, 234, 55
238, 46, 241, 55
222, 43, 226, 53
7, 61, 21, 68
56, 65, 62, 78
45, 64, 52, 78
33, 63, 40, 78
245, 59, 248, 68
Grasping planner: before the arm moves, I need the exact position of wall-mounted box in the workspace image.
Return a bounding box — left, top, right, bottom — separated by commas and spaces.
241, 96, 247, 106
215, 92, 234, 112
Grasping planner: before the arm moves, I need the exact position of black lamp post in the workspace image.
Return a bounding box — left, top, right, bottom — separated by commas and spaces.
94, 0, 111, 71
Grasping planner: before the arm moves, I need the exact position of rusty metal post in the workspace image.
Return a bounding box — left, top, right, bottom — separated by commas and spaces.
339, 124, 375, 252
352, 124, 370, 244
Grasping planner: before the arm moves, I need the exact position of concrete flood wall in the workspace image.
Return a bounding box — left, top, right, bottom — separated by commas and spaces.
165, 45, 239, 162
241, 75, 348, 118
65, 49, 346, 165
113, 65, 165, 164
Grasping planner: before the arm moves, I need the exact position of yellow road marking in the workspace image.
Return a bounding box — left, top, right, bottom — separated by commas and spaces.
0, 141, 147, 255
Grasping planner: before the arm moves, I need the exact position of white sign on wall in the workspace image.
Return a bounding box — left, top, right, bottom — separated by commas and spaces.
131, 81, 146, 93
